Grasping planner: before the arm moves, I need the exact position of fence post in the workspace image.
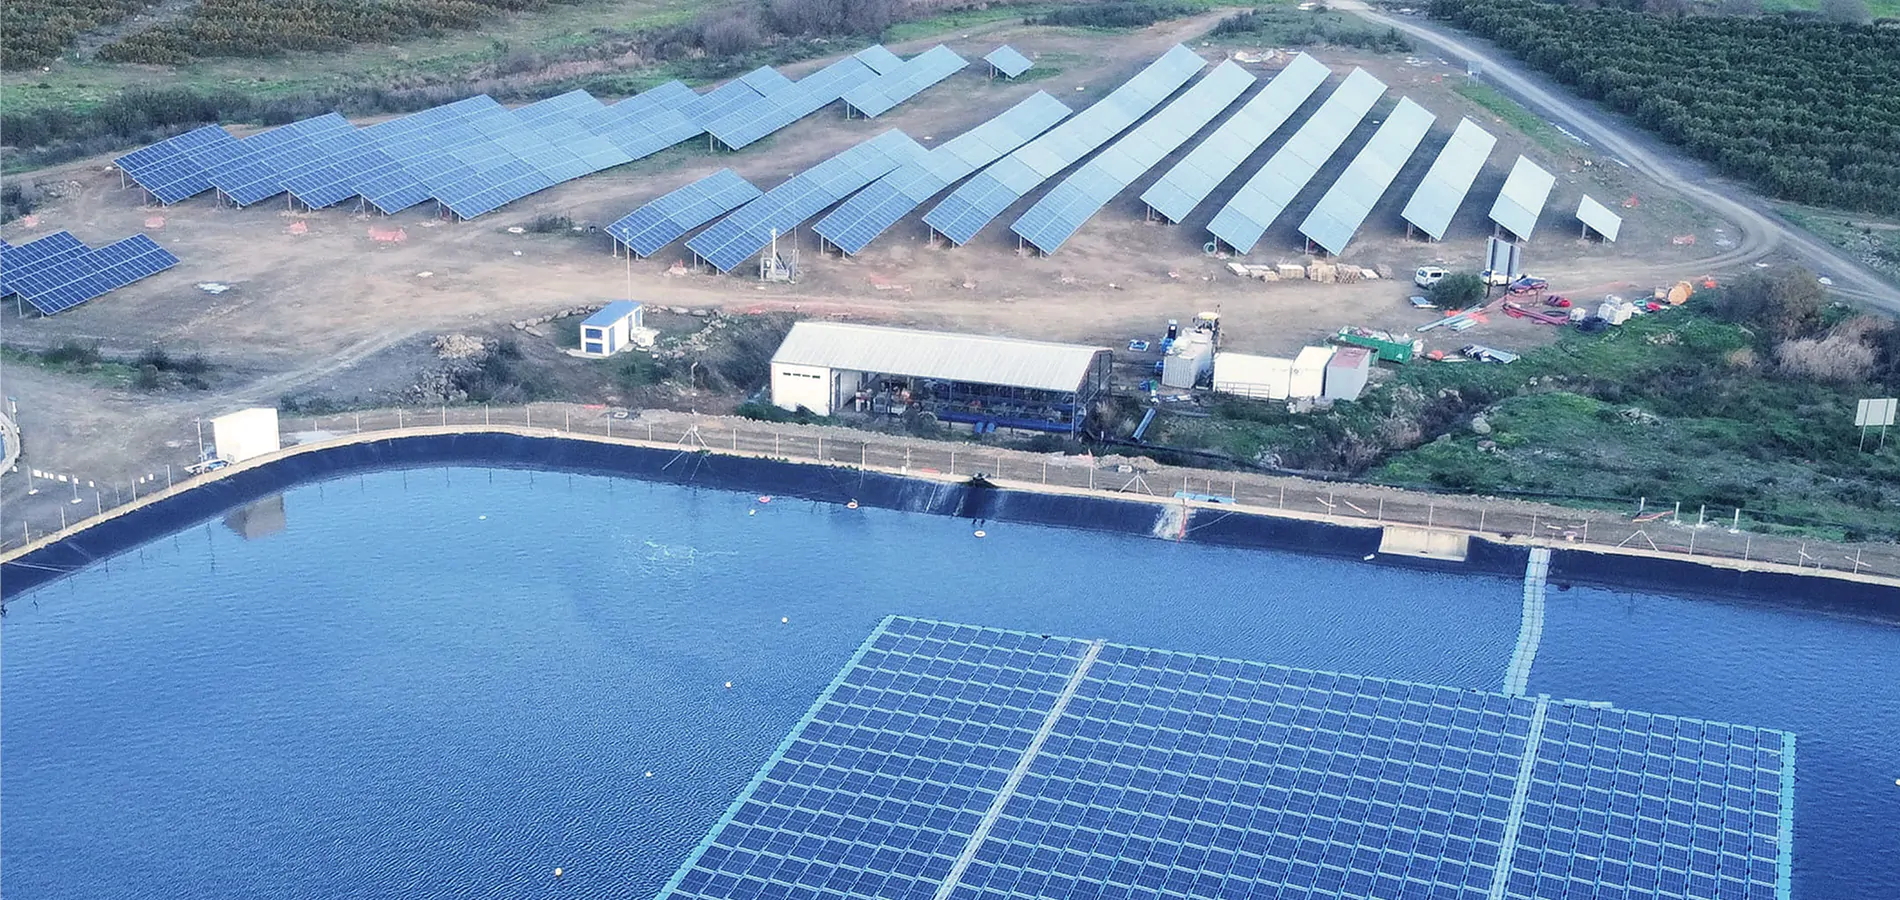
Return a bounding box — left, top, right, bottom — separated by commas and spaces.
1042, 461, 1048, 484
398, 409, 404, 429
526, 407, 531, 428
996, 455, 1002, 479
166, 465, 172, 489
817, 435, 823, 461
949, 450, 955, 475
1278, 484, 1285, 509
442, 406, 446, 426
1530, 513, 1538, 542
566, 409, 571, 431
1378, 499, 1384, 523
732, 429, 737, 451
861, 443, 867, 468
777, 432, 782, 456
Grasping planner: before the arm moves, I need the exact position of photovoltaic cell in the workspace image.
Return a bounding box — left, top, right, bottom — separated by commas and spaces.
679, 68, 786, 127
1141, 53, 1331, 224
657, 616, 1794, 900
855, 44, 905, 75
8, 234, 178, 316
1299, 96, 1437, 256
842, 45, 968, 118
1207, 67, 1387, 254
705, 55, 881, 150
686, 130, 928, 272
114, 125, 245, 204
209, 113, 359, 206
606, 169, 763, 258
985, 45, 1033, 79
1011, 61, 1254, 255
1489, 155, 1556, 240
1400, 117, 1497, 242
924, 44, 1207, 246
0, 232, 91, 296
814, 92, 1072, 255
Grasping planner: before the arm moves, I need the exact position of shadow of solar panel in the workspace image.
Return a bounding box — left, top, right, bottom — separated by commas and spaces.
842, 45, 968, 118
12, 235, 178, 316
115, 125, 245, 204
1012, 61, 1254, 254
924, 44, 1206, 245
1141, 53, 1330, 224
985, 45, 1034, 79
0, 232, 91, 296
1400, 118, 1497, 242
1488, 156, 1556, 240
607, 169, 762, 258
209, 113, 359, 206
1208, 67, 1387, 254
1299, 96, 1436, 256
686, 130, 927, 272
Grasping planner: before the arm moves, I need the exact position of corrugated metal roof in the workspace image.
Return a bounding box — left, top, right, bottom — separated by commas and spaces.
1488, 156, 1554, 240
1576, 194, 1622, 242
583, 300, 641, 327
772, 322, 1107, 392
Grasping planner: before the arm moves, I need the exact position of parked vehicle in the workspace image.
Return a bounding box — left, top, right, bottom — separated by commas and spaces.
1413, 266, 1449, 288
1478, 268, 1511, 286
186, 457, 231, 475
1508, 275, 1548, 294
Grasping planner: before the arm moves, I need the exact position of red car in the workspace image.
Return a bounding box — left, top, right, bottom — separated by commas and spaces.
1508, 276, 1549, 294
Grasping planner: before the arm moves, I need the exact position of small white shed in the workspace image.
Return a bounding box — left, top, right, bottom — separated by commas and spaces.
1213, 353, 1293, 400
579, 301, 644, 358
1289, 346, 1335, 399
211, 408, 280, 463
1324, 346, 1373, 401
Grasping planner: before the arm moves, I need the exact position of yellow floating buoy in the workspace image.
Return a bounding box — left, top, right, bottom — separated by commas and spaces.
974, 530, 987, 538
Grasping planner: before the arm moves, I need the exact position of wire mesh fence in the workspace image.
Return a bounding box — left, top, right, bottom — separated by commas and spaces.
5, 402, 1897, 583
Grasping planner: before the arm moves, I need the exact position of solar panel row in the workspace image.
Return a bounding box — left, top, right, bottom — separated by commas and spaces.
842, 45, 968, 118
1207, 67, 1388, 254
706, 55, 882, 150
0, 233, 177, 316
1576, 195, 1623, 242
985, 45, 1034, 79
1140, 53, 1332, 225
112, 125, 245, 205
1298, 96, 1437, 256
686, 130, 930, 272
1489, 156, 1557, 241
605, 169, 764, 258
657, 616, 1795, 900
1011, 61, 1255, 255
813, 92, 1073, 255
923, 44, 1208, 246
1400, 117, 1497, 242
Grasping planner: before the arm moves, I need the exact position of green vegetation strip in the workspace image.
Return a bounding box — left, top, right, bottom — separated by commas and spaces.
1453, 82, 1569, 156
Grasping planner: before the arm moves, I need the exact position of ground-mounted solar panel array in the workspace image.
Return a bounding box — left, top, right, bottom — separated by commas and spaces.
1208, 67, 1388, 254
606, 169, 763, 259
658, 616, 1794, 900
1298, 97, 1437, 256
1139, 53, 1331, 225
815, 93, 1073, 256
1401, 117, 1498, 242
113, 44, 952, 221
924, 44, 1207, 246
686, 130, 930, 273
0, 231, 178, 316
1011, 61, 1254, 255
1577, 194, 1624, 242
844, 45, 969, 118
985, 45, 1034, 79
1490, 155, 1557, 241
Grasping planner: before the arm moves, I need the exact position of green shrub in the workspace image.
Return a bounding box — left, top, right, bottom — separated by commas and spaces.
1430, 272, 1486, 308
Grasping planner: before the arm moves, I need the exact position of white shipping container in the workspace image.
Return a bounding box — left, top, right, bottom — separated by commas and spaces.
1213, 353, 1293, 400
1289, 346, 1335, 399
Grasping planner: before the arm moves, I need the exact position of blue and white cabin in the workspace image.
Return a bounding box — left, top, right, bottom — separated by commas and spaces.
578, 301, 643, 358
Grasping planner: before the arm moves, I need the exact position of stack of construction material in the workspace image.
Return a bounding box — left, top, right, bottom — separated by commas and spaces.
1308, 262, 1338, 283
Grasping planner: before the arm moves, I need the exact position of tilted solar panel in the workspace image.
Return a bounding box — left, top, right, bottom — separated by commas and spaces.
1400, 117, 1497, 242
678, 68, 784, 126
985, 45, 1034, 79
1141, 52, 1331, 224
1012, 60, 1255, 255
1207, 67, 1387, 254
1489, 155, 1556, 240
842, 45, 968, 118
854, 44, 904, 75
923, 44, 1206, 246
11, 235, 178, 316
511, 89, 604, 128
687, 130, 928, 272
114, 125, 245, 205
1576, 194, 1622, 242
814, 92, 1073, 255
1299, 96, 1437, 256
0, 232, 90, 296
606, 169, 763, 258
209, 113, 359, 206
705, 55, 880, 150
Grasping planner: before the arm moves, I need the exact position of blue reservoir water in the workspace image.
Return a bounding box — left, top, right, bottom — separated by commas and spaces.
2, 467, 1894, 898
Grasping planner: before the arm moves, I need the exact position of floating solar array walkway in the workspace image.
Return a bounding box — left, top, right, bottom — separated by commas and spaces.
844, 45, 968, 118
606, 169, 762, 258
1298, 97, 1436, 256
0, 232, 178, 315
1140, 53, 1331, 225
985, 45, 1034, 80
815, 93, 1073, 256
1011, 61, 1254, 255
1490, 156, 1557, 241
659, 616, 1794, 900
1208, 67, 1387, 254
1401, 117, 1497, 242
686, 130, 929, 273
1503, 548, 1549, 698
924, 44, 1207, 246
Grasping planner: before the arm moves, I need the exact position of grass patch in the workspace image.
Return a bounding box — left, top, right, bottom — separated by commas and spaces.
1452, 81, 1572, 156
3, 342, 213, 391
1777, 206, 1900, 286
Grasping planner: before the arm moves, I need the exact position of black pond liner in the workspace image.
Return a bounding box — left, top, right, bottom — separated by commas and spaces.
4, 432, 1897, 618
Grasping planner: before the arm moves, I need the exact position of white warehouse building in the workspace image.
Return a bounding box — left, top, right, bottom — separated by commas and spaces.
769, 322, 1112, 435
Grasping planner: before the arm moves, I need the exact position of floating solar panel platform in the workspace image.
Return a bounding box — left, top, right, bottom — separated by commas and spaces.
924, 44, 1207, 246
814, 92, 1072, 256
686, 130, 929, 273
985, 45, 1034, 79
1298, 96, 1437, 257
1400, 117, 1497, 242
607, 169, 762, 258
1208, 67, 1387, 254
1011, 61, 1254, 255
843, 45, 968, 118
114, 125, 244, 205
6, 235, 178, 316
1140, 53, 1331, 225
658, 616, 1794, 900
1489, 155, 1556, 241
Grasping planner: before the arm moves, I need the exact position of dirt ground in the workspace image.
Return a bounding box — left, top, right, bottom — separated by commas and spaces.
0, 12, 1762, 530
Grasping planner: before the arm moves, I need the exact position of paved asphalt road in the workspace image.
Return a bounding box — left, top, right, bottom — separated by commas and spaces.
1336, 1, 1900, 311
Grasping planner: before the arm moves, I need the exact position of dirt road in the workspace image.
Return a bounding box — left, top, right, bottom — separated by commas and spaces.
1335, 0, 1900, 311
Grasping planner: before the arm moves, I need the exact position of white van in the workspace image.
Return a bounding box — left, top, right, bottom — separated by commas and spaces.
1414, 266, 1449, 288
